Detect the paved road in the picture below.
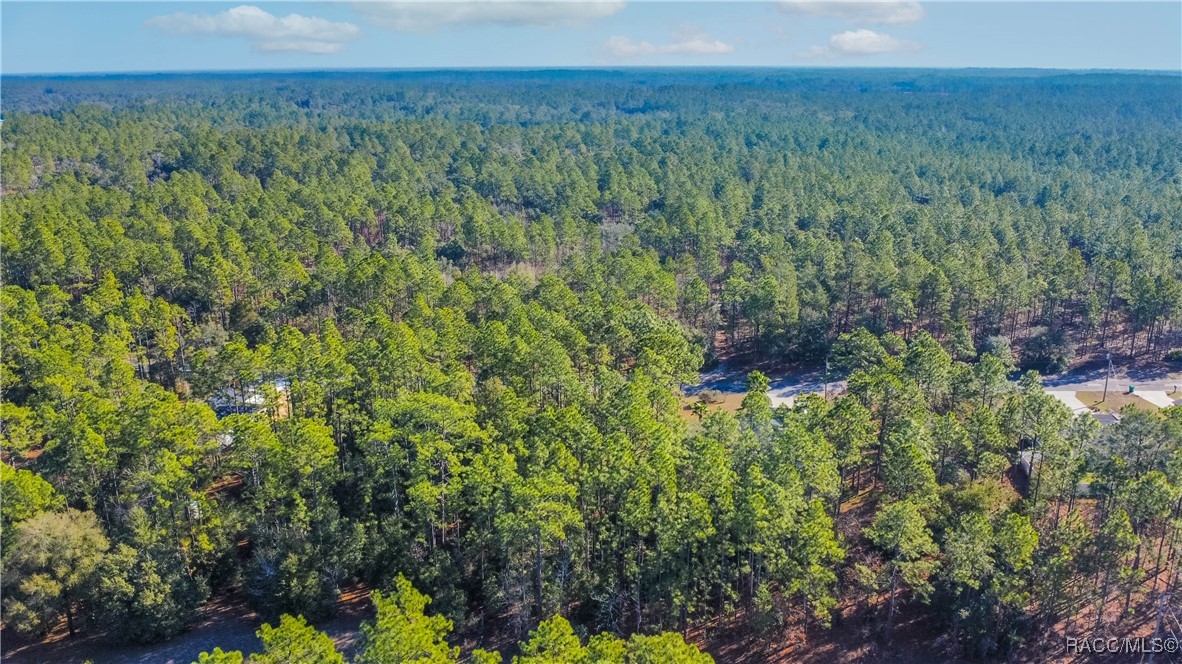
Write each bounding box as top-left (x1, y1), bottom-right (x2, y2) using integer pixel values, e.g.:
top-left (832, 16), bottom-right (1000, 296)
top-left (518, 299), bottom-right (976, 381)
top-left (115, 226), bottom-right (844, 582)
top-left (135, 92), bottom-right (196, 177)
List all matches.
top-left (1042, 365), bottom-right (1182, 393)
top-left (687, 364), bottom-right (845, 399)
top-left (687, 360), bottom-right (1182, 400)
top-left (2, 594), bottom-right (369, 664)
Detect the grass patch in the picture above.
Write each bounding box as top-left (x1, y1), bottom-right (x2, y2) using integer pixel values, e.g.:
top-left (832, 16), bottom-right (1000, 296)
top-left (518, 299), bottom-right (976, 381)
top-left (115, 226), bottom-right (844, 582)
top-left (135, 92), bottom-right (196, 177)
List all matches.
top-left (1075, 391), bottom-right (1158, 414)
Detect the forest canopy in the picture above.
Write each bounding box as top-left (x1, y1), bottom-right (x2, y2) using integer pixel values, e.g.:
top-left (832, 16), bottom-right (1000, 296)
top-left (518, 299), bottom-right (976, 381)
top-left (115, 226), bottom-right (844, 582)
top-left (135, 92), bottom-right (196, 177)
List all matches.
top-left (1, 69), bottom-right (1181, 662)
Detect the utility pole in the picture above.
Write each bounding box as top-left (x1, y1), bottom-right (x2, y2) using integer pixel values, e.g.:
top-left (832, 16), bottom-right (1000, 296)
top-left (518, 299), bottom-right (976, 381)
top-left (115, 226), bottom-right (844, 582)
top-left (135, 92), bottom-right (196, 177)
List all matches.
top-left (1103, 352), bottom-right (1112, 402)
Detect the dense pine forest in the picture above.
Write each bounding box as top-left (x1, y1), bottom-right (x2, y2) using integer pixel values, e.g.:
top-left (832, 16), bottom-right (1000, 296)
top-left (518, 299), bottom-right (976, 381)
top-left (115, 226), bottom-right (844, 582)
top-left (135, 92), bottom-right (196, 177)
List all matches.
top-left (2, 70), bottom-right (1182, 662)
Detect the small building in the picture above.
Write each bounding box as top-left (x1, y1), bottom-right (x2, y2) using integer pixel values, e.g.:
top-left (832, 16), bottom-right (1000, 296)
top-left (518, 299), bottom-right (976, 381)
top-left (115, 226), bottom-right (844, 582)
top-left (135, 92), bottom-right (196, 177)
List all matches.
top-left (208, 386), bottom-right (267, 419)
top-left (1092, 412), bottom-right (1121, 427)
top-left (1018, 450), bottom-right (1091, 496)
top-left (208, 379), bottom-right (289, 419)
top-left (1018, 450), bottom-right (1040, 478)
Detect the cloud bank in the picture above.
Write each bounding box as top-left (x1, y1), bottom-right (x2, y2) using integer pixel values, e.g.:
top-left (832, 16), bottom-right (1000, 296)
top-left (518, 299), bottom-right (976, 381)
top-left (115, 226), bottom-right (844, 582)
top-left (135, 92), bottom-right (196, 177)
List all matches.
top-left (798, 28), bottom-right (921, 58)
top-left (355, 1), bottom-right (625, 32)
top-left (604, 27), bottom-right (734, 58)
top-left (146, 5), bottom-right (361, 54)
top-left (779, 1), bottom-right (925, 26)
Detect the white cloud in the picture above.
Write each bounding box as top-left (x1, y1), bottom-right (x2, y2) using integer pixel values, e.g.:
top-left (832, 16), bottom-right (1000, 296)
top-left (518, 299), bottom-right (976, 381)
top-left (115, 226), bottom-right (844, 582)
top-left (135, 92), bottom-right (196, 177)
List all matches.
top-left (604, 27), bottom-right (734, 58)
top-left (355, 1), bottom-right (625, 32)
top-left (798, 28), bottom-right (921, 58)
top-left (779, 1), bottom-right (925, 26)
top-left (146, 5), bottom-right (361, 54)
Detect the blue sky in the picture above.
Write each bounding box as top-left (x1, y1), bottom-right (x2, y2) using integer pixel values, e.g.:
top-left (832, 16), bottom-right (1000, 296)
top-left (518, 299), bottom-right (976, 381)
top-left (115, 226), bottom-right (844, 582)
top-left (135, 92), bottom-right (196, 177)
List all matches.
top-left (2, 2), bottom-right (1179, 74)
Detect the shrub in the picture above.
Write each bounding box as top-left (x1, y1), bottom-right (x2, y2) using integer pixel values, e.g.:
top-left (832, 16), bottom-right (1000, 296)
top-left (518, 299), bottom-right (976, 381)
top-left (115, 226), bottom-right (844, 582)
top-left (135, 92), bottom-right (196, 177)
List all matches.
top-left (698, 389), bottom-right (724, 405)
top-left (1022, 327), bottom-right (1074, 375)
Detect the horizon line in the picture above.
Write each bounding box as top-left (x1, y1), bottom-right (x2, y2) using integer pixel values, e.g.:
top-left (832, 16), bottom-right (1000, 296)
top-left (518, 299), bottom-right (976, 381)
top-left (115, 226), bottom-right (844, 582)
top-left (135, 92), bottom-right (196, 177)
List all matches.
top-left (5, 65), bottom-right (1181, 78)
